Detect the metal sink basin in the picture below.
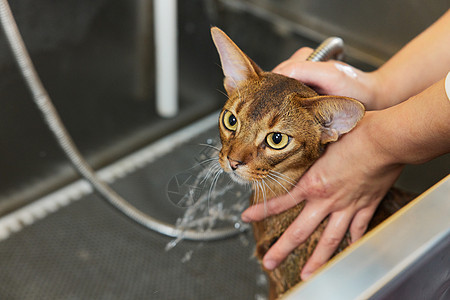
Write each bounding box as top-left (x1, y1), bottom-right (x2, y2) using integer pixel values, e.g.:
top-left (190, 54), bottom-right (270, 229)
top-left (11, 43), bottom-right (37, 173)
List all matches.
top-left (0, 1), bottom-right (448, 299)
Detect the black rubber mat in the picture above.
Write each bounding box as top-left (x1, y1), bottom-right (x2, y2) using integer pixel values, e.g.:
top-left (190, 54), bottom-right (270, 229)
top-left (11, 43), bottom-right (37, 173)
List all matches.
top-left (0, 125), bottom-right (268, 299)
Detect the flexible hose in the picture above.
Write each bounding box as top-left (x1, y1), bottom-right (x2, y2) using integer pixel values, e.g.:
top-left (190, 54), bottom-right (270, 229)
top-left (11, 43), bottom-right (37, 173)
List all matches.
top-left (0, 0), bottom-right (345, 240)
top-left (307, 37), bottom-right (344, 62)
top-left (0, 0), bottom-right (240, 241)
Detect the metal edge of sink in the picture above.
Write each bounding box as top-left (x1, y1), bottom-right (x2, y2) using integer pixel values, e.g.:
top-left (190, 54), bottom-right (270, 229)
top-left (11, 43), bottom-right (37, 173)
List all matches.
top-left (283, 174), bottom-right (450, 300)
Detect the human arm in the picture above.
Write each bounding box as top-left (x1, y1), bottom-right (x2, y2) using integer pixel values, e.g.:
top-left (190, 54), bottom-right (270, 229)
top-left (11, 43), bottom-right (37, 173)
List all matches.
top-left (273, 9), bottom-right (450, 110)
top-left (242, 76), bottom-right (450, 279)
top-left (240, 9), bottom-right (450, 279)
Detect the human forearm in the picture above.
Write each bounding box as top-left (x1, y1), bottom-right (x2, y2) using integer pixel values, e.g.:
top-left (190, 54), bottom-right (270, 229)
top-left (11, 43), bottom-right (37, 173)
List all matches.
top-left (272, 10), bottom-right (450, 111)
top-left (241, 77), bottom-right (449, 278)
top-left (367, 76), bottom-right (450, 166)
top-left (371, 9), bottom-right (450, 109)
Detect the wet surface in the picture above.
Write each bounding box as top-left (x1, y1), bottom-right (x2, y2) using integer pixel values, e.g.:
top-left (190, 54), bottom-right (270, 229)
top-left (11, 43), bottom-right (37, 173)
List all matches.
top-left (0, 126), bottom-right (268, 299)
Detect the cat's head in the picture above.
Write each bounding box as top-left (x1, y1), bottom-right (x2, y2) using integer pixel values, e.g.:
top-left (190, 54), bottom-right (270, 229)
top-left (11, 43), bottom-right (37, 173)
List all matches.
top-left (211, 27), bottom-right (364, 191)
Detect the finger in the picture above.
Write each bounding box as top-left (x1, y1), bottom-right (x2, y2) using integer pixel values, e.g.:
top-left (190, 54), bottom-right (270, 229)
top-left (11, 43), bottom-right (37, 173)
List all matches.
top-left (262, 203), bottom-right (329, 270)
top-left (241, 187), bottom-right (305, 222)
top-left (273, 61), bottom-right (336, 92)
top-left (272, 47), bottom-right (314, 73)
top-left (349, 204), bottom-right (378, 243)
top-left (290, 47), bottom-right (314, 60)
top-left (300, 210), bottom-right (353, 280)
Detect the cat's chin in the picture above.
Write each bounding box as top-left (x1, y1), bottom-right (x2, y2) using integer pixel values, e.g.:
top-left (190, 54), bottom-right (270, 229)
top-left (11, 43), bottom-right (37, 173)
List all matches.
top-left (227, 171), bottom-right (250, 186)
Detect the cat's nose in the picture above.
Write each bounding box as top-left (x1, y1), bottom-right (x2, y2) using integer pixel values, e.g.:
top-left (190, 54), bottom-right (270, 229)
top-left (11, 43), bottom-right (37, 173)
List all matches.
top-left (228, 157), bottom-right (243, 171)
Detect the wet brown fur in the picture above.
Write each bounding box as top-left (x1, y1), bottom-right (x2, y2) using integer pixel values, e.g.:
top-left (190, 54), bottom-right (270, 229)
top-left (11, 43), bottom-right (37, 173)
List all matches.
top-left (211, 27), bottom-right (414, 299)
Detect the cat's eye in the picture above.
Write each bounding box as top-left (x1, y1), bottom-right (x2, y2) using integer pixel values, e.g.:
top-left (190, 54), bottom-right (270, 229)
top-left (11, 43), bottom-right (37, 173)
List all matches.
top-left (266, 132), bottom-right (290, 150)
top-left (222, 110), bottom-right (238, 131)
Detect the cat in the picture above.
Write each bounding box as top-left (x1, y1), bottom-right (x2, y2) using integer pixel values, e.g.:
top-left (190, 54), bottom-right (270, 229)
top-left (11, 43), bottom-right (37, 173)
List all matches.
top-left (210, 27), bottom-right (414, 299)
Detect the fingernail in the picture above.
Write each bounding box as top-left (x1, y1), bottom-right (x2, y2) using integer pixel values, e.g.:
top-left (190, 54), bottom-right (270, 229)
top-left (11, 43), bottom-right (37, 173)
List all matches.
top-left (301, 271), bottom-right (312, 280)
top-left (264, 259), bottom-right (277, 270)
top-left (241, 213), bottom-right (250, 223)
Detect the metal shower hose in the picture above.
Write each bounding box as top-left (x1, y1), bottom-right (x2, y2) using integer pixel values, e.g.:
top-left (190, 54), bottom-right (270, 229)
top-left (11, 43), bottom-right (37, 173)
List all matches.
top-left (0, 0), bottom-right (343, 240)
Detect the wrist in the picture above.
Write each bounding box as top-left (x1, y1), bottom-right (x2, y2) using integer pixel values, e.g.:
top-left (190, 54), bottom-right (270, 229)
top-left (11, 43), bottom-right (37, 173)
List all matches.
top-left (366, 70), bottom-right (391, 110)
top-left (363, 79), bottom-right (450, 167)
top-left (360, 111), bottom-right (403, 169)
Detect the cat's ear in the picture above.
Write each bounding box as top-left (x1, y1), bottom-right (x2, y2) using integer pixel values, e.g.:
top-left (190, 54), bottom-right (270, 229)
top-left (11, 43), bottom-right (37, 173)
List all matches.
top-left (302, 96), bottom-right (365, 144)
top-left (211, 27), bottom-right (262, 95)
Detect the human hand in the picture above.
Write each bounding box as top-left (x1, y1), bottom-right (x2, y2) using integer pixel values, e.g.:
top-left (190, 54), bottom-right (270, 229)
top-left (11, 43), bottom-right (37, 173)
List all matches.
top-left (241, 112), bottom-right (404, 280)
top-left (273, 47), bottom-right (385, 110)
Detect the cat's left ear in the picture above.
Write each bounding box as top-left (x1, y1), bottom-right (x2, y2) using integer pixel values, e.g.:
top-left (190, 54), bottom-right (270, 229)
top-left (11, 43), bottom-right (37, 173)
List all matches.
top-left (302, 96), bottom-right (365, 144)
top-left (211, 27), bottom-right (262, 95)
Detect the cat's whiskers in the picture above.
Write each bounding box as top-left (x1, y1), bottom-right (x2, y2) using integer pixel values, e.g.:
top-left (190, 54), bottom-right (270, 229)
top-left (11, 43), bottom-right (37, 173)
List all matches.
top-left (252, 179), bottom-right (267, 207)
top-left (200, 160), bottom-right (221, 185)
top-left (260, 179), bottom-right (270, 216)
top-left (199, 143), bottom-right (221, 152)
top-left (261, 178), bottom-right (277, 199)
top-left (216, 88), bottom-right (229, 99)
top-left (271, 170), bottom-right (310, 198)
top-left (266, 174), bottom-right (300, 207)
top-left (251, 179), bottom-right (259, 205)
top-left (251, 178), bottom-right (268, 215)
top-left (181, 154), bottom-right (219, 176)
top-left (268, 170), bottom-right (297, 187)
top-left (208, 166), bottom-right (223, 205)
top-left (194, 157), bottom-right (220, 171)
top-left (251, 180), bottom-right (259, 204)
top-left (260, 180), bottom-right (267, 208)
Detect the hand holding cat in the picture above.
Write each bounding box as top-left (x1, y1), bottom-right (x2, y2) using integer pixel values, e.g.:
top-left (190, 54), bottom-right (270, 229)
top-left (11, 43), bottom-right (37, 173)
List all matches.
top-left (239, 47), bottom-right (402, 280)
top-left (272, 47), bottom-right (382, 109)
top-left (241, 111), bottom-right (404, 280)
top-left (243, 10), bottom-right (450, 279)
top-left (242, 76), bottom-right (450, 279)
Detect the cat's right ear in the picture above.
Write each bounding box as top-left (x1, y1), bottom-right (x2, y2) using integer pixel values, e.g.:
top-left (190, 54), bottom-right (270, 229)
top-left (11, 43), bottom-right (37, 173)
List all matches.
top-left (211, 27), bottom-right (262, 95)
top-left (301, 96), bottom-right (365, 144)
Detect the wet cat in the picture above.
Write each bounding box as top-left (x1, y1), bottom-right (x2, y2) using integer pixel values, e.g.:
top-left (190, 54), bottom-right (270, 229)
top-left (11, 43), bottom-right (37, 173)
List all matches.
top-left (210, 27), bottom-right (413, 299)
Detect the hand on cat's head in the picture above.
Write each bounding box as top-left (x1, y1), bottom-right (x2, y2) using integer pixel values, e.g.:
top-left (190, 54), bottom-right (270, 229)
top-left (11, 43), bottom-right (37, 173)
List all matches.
top-left (241, 112), bottom-right (403, 280)
top-left (273, 47), bottom-right (383, 110)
